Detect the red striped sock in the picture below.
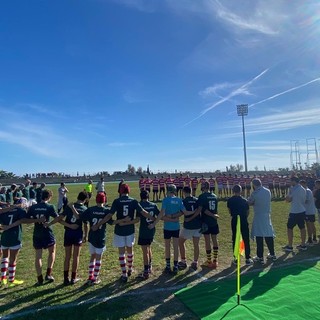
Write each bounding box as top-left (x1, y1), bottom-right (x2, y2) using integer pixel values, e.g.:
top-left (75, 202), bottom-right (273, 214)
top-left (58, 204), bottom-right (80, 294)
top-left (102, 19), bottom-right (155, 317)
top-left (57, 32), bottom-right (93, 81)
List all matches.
top-left (88, 261), bottom-right (95, 280)
top-left (1, 258), bottom-right (9, 280)
top-left (93, 260), bottom-right (101, 280)
top-left (8, 264), bottom-right (16, 282)
top-left (119, 254), bottom-right (126, 275)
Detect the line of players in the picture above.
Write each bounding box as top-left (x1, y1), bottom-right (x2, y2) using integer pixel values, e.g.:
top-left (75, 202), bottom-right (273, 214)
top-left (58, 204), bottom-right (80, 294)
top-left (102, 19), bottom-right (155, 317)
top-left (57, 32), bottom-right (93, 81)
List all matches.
top-left (139, 172), bottom-right (318, 200)
top-left (0, 180), bottom-right (222, 287)
top-left (0, 172), bottom-right (319, 288)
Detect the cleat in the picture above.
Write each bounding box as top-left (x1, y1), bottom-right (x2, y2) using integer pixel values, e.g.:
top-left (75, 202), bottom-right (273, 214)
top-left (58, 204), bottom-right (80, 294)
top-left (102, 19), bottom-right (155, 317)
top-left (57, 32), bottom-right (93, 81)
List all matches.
top-left (70, 278), bottom-right (80, 285)
top-left (266, 254), bottom-right (277, 261)
top-left (163, 267), bottom-right (171, 274)
top-left (120, 275), bottom-right (128, 283)
top-left (127, 270), bottom-right (133, 277)
top-left (190, 262), bottom-right (198, 271)
top-left (45, 275), bottom-right (55, 283)
top-left (137, 272), bottom-right (149, 280)
top-left (177, 261), bottom-right (187, 270)
top-left (86, 278), bottom-right (94, 285)
top-left (92, 279), bottom-right (101, 285)
top-left (63, 279), bottom-right (70, 286)
top-left (203, 260), bottom-right (213, 268)
top-left (172, 266), bottom-right (178, 275)
top-left (8, 279), bottom-right (24, 288)
top-left (211, 260), bottom-right (218, 269)
top-left (0, 279), bottom-right (8, 287)
top-left (252, 257), bottom-right (264, 265)
top-left (282, 245), bottom-right (293, 252)
top-left (296, 244), bottom-right (307, 251)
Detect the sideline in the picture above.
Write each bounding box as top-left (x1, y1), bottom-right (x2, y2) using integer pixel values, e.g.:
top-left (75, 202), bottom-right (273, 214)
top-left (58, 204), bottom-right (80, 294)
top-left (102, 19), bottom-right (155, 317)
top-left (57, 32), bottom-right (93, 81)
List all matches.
top-left (1, 256), bottom-right (319, 320)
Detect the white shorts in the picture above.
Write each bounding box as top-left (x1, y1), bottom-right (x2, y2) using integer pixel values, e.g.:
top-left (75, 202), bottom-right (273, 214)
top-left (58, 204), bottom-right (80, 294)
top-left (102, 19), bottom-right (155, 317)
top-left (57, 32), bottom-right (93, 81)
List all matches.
top-left (1, 244), bottom-right (22, 250)
top-left (88, 243), bottom-right (106, 255)
top-left (113, 234), bottom-right (135, 248)
top-left (179, 227), bottom-right (201, 240)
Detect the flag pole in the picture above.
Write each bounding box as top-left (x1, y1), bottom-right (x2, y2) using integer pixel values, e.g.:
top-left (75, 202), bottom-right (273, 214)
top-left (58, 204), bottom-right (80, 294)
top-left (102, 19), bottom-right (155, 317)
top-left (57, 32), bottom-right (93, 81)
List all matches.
top-left (237, 251), bottom-right (241, 305)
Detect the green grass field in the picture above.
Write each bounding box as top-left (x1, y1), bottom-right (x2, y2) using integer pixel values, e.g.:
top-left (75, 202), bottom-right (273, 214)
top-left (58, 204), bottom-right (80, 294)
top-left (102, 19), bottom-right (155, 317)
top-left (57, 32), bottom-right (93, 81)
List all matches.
top-left (0, 182), bottom-right (319, 320)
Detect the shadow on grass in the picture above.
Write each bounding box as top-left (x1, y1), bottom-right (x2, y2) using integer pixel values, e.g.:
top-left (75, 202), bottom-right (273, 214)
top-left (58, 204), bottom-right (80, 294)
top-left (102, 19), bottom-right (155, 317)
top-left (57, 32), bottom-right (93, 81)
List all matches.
top-left (2, 251), bottom-right (318, 320)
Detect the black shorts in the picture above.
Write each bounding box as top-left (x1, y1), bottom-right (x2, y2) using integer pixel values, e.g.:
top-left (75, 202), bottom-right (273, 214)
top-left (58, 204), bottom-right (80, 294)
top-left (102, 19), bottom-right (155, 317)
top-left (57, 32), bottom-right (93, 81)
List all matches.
top-left (246, 186), bottom-right (251, 190)
top-left (160, 187), bottom-right (165, 192)
top-left (287, 212), bottom-right (306, 229)
top-left (138, 237), bottom-right (153, 246)
top-left (33, 235), bottom-right (56, 250)
top-left (177, 187), bottom-right (182, 192)
top-left (305, 215), bottom-right (316, 223)
top-left (64, 229), bottom-right (83, 247)
top-left (202, 224), bottom-right (220, 235)
top-left (146, 188), bottom-right (151, 193)
top-left (210, 187), bottom-right (215, 192)
top-left (269, 184), bottom-right (274, 189)
top-left (163, 229), bottom-right (180, 239)
top-left (153, 189), bottom-right (158, 193)
top-left (87, 192), bottom-right (92, 199)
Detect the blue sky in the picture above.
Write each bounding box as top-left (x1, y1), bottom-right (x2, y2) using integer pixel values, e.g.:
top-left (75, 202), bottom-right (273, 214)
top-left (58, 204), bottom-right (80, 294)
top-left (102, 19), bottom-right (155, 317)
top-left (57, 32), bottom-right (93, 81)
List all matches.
top-left (1, 0), bottom-right (320, 176)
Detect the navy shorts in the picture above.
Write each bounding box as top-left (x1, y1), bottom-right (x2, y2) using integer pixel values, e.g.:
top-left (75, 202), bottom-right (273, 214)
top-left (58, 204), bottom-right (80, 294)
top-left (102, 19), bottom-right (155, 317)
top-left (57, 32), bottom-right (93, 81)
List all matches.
top-left (33, 235), bottom-right (56, 250)
top-left (64, 229), bottom-right (83, 247)
top-left (163, 229), bottom-right (180, 239)
top-left (305, 215), bottom-right (316, 223)
top-left (202, 224), bottom-right (220, 235)
top-left (287, 212), bottom-right (306, 229)
top-left (138, 237), bottom-right (153, 246)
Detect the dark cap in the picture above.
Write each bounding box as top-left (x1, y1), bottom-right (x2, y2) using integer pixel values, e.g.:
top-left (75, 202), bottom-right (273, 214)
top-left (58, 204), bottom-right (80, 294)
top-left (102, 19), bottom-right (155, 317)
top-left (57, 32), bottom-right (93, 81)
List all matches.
top-left (291, 176), bottom-right (299, 183)
top-left (140, 190), bottom-right (149, 200)
top-left (167, 184), bottom-right (176, 193)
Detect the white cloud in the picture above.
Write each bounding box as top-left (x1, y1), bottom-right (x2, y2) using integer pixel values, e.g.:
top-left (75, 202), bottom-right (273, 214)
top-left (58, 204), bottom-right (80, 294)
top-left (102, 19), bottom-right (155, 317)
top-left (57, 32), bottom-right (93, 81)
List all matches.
top-left (213, 0), bottom-right (280, 35)
top-left (184, 69), bottom-right (268, 126)
top-left (249, 77), bottom-right (320, 109)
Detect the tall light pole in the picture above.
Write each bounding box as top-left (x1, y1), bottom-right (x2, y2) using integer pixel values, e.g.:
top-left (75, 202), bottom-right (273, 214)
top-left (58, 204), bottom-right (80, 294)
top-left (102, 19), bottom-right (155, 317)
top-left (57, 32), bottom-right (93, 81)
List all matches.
top-left (237, 104), bottom-right (248, 173)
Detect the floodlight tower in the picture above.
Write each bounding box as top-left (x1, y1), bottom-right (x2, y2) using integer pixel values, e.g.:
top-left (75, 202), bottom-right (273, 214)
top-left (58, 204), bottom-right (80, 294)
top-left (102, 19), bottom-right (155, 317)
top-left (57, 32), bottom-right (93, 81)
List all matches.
top-left (237, 104), bottom-right (248, 173)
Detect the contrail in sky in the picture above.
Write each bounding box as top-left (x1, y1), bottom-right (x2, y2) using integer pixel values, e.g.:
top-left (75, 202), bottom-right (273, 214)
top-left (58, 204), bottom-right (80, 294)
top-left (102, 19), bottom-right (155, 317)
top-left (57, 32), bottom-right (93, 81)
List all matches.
top-left (249, 77), bottom-right (320, 108)
top-left (183, 68), bottom-right (269, 127)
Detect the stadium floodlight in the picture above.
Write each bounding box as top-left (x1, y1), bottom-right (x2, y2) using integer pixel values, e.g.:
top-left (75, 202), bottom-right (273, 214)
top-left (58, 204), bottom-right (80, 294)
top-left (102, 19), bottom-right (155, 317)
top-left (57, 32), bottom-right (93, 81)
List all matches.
top-left (237, 104), bottom-right (248, 173)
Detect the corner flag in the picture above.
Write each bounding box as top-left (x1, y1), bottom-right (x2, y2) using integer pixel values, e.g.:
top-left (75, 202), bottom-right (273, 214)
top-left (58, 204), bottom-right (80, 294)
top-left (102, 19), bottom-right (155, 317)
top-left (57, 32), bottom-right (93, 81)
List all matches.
top-left (234, 215), bottom-right (245, 258)
top-left (234, 215), bottom-right (245, 305)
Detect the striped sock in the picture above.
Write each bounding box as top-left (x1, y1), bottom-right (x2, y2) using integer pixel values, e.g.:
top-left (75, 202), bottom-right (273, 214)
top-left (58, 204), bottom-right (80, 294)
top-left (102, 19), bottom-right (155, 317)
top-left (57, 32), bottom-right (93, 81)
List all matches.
top-left (206, 250), bottom-right (212, 263)
top-left (119, 254), bottom-right (126, 276)
top-left (8, 264), bottom-right (16, 282)
top-left (213, 247), bottom-right (218, 261)
top-left (88, 261), bottom-right (95, 280)
top-left (93, 260), bottom-right (101, 280)
top-left (166, 258), bottom-right (170, 269)
top-left (1, 258), bottom-right (9, 280)
top-left (127, 254), bottom-right (133, 272)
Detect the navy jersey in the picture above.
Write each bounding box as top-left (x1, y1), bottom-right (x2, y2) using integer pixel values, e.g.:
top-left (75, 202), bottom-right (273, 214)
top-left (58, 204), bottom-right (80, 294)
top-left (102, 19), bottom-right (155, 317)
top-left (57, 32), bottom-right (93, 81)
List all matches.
top-left (197, 192), bottom-right (218, 227)
top-left (0, 207), bottom-right (26, 247)
top-left (80, 206), bottom-right (111, 248)
top-left (139, 201), bottom-right (160, 239)
top-left (27, 202), bottom-right (58, 238)
top-left (183, 196), bottom-right (201, 229)
top-left (61, 203), bottom-right (87, 230)
top-left (110, 196), bottom-right (143, 236)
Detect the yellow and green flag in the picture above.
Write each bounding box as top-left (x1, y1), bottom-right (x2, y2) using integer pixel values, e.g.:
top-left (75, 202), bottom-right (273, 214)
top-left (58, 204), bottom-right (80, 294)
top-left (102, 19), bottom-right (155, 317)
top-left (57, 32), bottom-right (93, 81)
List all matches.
top-left (234, 215), bottom-right (245, 258)
top-left (234, 215), bottom-right (245, 304)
